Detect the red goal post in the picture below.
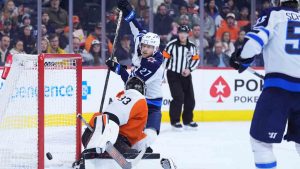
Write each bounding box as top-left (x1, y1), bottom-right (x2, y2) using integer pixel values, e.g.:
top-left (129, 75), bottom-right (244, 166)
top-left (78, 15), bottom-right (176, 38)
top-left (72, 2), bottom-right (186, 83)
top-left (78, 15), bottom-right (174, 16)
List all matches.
top-left (38, 54), bottom-right (82, 169)
top-left (0, 53), bottom-right (82, 169)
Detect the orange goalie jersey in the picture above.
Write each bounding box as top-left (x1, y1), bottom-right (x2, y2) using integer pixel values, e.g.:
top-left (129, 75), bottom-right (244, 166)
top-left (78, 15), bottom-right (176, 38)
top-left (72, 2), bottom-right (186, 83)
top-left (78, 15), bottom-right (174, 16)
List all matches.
top-left (89, 89), bottom-right (148, 146)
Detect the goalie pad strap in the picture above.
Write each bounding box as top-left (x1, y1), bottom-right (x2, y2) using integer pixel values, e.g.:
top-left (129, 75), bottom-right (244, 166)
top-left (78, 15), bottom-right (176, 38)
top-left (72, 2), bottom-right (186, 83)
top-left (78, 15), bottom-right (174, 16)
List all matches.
top-left (103, 112), bottom-right (120, 125)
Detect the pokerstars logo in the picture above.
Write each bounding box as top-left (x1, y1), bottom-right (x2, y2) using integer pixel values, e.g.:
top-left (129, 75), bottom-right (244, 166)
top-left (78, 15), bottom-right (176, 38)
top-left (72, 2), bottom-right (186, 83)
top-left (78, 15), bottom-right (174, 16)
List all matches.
top-left (210, 76), bottom-right (231, 103)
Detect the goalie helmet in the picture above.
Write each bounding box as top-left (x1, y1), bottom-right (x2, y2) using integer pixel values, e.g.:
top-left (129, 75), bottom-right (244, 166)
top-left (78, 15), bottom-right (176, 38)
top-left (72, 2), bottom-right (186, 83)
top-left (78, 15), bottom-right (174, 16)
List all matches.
top-left (140, 32), bottom-right (160, 52)
top-left (125, 76), bottom-right (146, 95)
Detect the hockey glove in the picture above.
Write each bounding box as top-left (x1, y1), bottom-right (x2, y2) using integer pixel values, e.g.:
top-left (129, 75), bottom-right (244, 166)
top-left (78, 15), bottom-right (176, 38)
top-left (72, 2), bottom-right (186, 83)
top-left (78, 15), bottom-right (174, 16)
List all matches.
top-left (106, 59), bottom-right (127, 75)
top-left (118, 0), bottom-right (136, 22)
top-left (230, 48), bottom-right (254, 73)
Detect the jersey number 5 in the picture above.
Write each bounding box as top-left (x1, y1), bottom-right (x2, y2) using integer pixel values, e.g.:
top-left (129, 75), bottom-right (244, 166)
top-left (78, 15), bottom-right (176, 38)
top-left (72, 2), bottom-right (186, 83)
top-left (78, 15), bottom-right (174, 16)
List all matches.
top-left (285, 21), bottom-right (300, 55)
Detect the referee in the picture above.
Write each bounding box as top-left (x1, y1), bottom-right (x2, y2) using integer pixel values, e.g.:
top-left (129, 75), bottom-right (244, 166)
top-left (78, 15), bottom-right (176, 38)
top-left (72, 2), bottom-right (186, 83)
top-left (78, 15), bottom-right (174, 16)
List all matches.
top-left (163, 25), bottom-right (200, 130)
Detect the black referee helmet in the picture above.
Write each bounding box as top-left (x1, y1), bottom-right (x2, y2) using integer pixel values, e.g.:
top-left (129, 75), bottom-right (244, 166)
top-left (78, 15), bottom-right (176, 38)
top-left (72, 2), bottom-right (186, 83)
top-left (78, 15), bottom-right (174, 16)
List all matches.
top-left (178, 25), bottom-right (190, 33)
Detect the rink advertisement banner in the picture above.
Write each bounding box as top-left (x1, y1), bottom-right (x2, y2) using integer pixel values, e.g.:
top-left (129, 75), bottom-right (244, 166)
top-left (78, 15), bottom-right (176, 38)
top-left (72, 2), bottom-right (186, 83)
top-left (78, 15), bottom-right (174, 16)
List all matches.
top-left (0, 68), bottom-right (265, 121)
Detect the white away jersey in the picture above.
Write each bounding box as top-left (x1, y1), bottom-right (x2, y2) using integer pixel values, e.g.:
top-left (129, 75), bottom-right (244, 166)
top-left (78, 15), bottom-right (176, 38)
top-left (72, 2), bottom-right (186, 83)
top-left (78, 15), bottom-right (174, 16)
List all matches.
top-left (241, 7), bottom-right (300, 78)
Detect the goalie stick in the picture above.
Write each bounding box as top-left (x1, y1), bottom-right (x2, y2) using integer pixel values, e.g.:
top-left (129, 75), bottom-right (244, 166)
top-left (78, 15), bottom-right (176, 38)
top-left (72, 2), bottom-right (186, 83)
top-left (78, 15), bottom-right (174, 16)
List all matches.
top-left (77, 114), bottom-right (146, 169)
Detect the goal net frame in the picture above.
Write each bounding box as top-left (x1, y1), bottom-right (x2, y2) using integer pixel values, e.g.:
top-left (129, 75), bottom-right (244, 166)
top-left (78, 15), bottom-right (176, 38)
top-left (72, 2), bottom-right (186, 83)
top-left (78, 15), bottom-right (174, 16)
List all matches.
top-left (38, 53), bottom-right (82, 169)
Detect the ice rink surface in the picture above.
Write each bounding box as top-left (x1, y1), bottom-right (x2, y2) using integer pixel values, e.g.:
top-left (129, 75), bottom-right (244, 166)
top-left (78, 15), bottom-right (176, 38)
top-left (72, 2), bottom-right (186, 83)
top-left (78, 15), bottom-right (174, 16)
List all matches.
top-left (53, 122), bottom-right (300, 169)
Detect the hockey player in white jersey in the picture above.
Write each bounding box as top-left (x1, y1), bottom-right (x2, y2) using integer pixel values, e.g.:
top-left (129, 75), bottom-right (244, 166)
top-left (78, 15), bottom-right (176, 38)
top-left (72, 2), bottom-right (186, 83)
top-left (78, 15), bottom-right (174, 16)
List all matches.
top-left (106, 0), bottom-right (164, 153)
top-left (230, 0), bottom-right (300, 168)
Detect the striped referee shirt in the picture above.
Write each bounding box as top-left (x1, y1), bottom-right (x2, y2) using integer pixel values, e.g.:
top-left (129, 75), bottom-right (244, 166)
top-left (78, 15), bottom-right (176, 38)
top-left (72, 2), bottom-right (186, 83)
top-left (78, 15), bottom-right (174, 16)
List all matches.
top-left (163, 38), bottom-right (200, 74)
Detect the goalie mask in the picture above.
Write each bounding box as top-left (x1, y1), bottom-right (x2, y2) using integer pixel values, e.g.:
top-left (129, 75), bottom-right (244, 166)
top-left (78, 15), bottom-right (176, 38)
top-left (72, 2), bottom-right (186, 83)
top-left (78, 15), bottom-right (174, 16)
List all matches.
top-left (125, 76), bottom-right (146, 95)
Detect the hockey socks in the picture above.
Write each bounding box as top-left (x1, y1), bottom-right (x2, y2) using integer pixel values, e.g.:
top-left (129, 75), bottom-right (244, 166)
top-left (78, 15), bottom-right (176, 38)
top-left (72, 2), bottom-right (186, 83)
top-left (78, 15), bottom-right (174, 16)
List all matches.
top-left (251, 137), bottom-right (277, 169)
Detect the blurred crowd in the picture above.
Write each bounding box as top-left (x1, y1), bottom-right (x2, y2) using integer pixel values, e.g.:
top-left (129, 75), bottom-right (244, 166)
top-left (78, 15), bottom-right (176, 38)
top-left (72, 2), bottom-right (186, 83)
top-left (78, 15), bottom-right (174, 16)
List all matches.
top-left (0, 0), bottom-right (270, 67)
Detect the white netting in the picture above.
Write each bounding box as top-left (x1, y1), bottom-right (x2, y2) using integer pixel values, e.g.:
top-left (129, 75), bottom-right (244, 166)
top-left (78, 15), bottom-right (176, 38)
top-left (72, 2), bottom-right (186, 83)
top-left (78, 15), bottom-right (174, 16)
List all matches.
top-left (0, 54), bottom-right (81, 169)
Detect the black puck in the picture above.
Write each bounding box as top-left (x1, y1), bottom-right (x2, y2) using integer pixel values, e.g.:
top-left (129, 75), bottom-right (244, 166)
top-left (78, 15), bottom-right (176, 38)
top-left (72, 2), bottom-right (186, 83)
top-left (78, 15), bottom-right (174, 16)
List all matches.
top-left (46, 152), bottom-right (53, 160)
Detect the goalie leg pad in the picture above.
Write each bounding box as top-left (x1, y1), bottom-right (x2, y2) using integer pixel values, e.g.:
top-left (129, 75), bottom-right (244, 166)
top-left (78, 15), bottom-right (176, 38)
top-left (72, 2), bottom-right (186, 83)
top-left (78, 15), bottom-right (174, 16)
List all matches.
top-left (250, 136), bottom-right (277, 169)
top-left (86, 114), bottom-right (119, 151)
top-left (296, 143), bottom-right (300, 156)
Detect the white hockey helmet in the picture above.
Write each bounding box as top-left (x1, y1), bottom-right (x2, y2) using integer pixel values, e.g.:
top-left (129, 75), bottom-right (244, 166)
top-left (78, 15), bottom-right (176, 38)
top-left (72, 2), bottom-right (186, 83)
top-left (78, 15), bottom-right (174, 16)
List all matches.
top-left (140, 32), bottom-right (160, 52)
top-left (272, 0), bottom-right (299, 6)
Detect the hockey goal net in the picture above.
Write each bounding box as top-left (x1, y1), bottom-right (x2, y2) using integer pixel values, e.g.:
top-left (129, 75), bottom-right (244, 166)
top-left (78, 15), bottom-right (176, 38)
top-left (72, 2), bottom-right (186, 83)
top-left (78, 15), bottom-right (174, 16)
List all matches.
top-left (0, 54), bottom-right (82, 169)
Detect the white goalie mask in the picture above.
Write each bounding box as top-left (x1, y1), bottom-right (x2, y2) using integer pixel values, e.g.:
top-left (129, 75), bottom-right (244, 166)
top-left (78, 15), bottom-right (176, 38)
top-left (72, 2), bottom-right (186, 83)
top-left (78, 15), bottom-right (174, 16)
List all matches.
top-left (140, 32), bottom-right (160, 53)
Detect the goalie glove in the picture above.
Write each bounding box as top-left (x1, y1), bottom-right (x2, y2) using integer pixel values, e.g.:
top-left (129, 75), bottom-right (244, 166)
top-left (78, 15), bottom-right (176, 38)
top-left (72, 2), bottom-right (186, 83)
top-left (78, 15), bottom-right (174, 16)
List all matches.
top-left (118, 0), bottom-right (136, 22)
top-left (1, 53), bottom-right (12, 80)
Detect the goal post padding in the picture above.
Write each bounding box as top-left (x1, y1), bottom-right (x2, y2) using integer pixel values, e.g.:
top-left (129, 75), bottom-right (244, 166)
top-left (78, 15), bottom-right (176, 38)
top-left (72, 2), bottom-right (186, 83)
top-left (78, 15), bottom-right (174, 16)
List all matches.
top-left (0, 54), bottom-right (82, 169)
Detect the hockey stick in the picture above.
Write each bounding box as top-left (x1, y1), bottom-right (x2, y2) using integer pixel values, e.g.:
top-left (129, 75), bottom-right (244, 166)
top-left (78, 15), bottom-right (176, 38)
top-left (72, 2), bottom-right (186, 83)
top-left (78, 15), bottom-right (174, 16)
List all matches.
top-left (77, 114), bottom-right (146, 169)
top-left (106, 141), bottom-right (146, 169)
top-left (246, 67), bottom-right (265, 79)
top-left (99, 10), bottom-right (123, 113)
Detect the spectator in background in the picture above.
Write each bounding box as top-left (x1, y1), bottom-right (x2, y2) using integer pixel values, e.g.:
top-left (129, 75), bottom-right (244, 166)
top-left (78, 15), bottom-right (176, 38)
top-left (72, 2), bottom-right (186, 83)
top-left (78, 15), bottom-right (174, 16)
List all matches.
top-left (41, 38), bottom-right (49, 53)
top-left (64, 36), bottom-right (92, 64)
top-left (167, 22), bottom-right (179, 40)
top-left (86, 39), bottom-right (108, 66)
top-left (227, 0), bottom-right (239, 16)
top-left (178, 5), bottom-right (189, 18)
top-left (214, 3), bottom-right (230, 28)
top-left (1, 0), bottom-right (19, 26)
top-left (45, 0), bottom-right (68, 34)
top-left (262, 0), bottom-right (271, 10)
top-left (178, 14), bottom-right (191, 27)
top-left (136, 0), bottom-right (149, 18)
top-left (106, 9), bottom-right (118, 42)
top-left (47, 33), bottom-right (65, 54)
top-left (237, 6), bottom-right (251, 32)
top-left (115, 34), bottom-right (132, 66)
top-left (42, 12), bottom-right (55, 34)
top-left (172, 0), bottom-right (187, 7)
top-left (64, 36), bottom-right (79, 53)
top-left (138, 8), bottom-right (150, 31)
top-left (216, 13), bottom-right (240, 42)
top-left (206, 41), bottom-right (230, 67)
top-left (19, 25), bottom-right (35, 54)
top-left (221, 31), bottom-right (235, 56)
top-left (203, 10), bottom-right (215, 43)
top-left (59, 26), bottom-right (69, 49)
top-left (9, 39), bottom-right (25, 55)
top-left (18, 13), bottom-right (33, 33)
top-left (154, 3), bottom-right (173, 50)
top-left (0, 35), bottom-right (11, 65)
top-left (164, 0), bottom-right (179, 18)
top-left (0, 19), bottom-right (14, 40)
top-left (189, 24), bottom-right (209, 50)
top-left (187, 0), bottom-right (199, 15)
top-left (234, 30), bottom-right (246, 50)
top-left (205, 0), bottom-right (219, 20)
top-left (41, 24), bottom-right (48, 39)
top-left (72, 15), bottom-right (86, 45)
top-left (85, 22), bottom-right (113, 55)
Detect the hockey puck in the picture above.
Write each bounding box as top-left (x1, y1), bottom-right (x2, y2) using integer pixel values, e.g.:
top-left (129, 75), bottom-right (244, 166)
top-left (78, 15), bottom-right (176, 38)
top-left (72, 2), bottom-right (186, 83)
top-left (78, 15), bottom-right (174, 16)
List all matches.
top-left (46, 152), bottom-right (53, 160)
